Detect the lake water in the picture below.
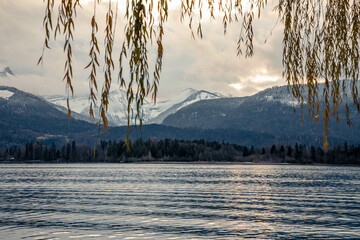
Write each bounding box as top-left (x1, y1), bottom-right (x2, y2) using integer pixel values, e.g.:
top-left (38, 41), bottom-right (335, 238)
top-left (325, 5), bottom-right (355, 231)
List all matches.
top-left (0, 164), bottom-right (359, 239)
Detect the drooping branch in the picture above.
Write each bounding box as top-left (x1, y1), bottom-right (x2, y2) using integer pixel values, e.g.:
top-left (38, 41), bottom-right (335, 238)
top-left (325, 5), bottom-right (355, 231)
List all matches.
top-left (85, 0), bottom-right (100, 119)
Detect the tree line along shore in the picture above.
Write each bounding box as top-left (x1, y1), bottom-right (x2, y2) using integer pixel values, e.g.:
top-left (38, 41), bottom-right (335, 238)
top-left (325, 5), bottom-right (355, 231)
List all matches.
top-left (1, 139), bottom-right (359, 164)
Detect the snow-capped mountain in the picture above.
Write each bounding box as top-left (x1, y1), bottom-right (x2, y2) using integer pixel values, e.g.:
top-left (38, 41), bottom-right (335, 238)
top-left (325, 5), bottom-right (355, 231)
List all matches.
top-left (0, 67), bottom-right (14, 78)
top-left (0, 66), bottom-right (16, 84)
top-left (45, 89), bottom-right (135, 125)
top-left (143, 88), bottom-right (226, 124)
top-left (45, 88), bottom-right (225, 126)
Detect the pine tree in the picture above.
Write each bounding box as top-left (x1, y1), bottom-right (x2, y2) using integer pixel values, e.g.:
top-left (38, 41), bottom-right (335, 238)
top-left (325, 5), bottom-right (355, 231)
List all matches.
top-left (71, 140), bottom-right (77, 161)
top-left (66, 143), bottom-right (71, 161)
top-left (261, 148), bottom-right (266, 155)
top-left (243, 146), bottom-right (250, 157)
top-left (49, 143), bottom-right (56, 161)
top-left (310, 146), bottom-right (316, 162)
top-left (287, 146), bottom-right (292, 157)
top-left (270, 145), bottom-right (277, 155)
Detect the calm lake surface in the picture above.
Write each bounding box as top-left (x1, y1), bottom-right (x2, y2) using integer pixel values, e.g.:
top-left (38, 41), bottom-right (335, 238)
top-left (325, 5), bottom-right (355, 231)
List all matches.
top-left (0, 164), bottom-right (359, 239)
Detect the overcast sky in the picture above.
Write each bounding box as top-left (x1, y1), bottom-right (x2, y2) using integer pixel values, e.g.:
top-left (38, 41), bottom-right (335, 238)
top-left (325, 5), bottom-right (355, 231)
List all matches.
top-left (0, 0), bottom-right (284, 100)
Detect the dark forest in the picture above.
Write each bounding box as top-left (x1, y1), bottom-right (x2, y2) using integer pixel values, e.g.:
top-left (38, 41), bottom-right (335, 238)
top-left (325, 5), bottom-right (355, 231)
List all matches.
top-left (1, 139), bottom-right (359, 164)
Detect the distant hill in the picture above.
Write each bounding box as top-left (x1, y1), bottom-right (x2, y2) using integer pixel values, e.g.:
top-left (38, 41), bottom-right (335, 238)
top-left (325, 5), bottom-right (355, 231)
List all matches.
top-left (0, 86), bottom-right (97, 146)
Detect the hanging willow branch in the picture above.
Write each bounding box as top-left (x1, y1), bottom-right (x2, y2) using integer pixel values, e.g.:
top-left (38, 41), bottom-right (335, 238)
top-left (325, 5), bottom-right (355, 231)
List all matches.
top-left (85, 0), bottom-right (100, 119)
top-left (40, 0), bottom-right (360, 150)
top-left (276, 0), bottom-right (360, 149)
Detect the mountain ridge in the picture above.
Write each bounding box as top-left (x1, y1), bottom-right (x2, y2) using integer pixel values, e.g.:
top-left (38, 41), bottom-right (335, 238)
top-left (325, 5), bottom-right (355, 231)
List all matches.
top-left (44, 87), bottom-right (225, 126)
top-left (163, 82), bottom-right (360, 145)
top-left (1, 85), bottom-right (360, 148)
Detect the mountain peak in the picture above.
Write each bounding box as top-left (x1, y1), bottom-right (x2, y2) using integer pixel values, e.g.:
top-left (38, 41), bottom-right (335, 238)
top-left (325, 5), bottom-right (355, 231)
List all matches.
top-left (0, 67), bottom-right (15, 77)
top-left (181, 88), bottom-right (197, 93)
top-left (45, 87), bottom-right (224, 126)
top-left (109, 88), bottom-right (127, 94)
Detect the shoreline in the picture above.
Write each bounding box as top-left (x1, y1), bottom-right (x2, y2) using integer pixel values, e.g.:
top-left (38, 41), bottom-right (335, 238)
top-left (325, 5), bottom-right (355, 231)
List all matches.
top-left (0, 161), bottom-right (359, 166)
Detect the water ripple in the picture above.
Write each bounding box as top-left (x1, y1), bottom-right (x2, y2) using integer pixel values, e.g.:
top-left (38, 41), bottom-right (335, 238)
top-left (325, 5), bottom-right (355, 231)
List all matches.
top-left (0, 164), bottom-right (359, 239)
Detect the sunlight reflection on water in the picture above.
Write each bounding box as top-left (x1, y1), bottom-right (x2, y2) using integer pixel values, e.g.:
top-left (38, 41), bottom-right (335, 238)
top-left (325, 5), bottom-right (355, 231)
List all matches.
top-left (0, 164), bottom-right (359, 239)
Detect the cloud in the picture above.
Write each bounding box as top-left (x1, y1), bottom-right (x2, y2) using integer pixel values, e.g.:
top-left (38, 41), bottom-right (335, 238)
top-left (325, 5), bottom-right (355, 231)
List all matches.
top-left (0, 0), bottom-right (285, 99)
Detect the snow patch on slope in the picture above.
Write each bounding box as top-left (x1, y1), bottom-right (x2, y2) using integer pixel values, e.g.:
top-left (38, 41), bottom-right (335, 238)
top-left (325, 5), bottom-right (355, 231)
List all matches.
top-left (255, 86), bottom-right (300, 107)
top-left (0, 90), bottom-right (14, 100)
top-left (258, 80), bottom-right (360, 107)
top-left (264, 94), bottom-right (299, 106)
